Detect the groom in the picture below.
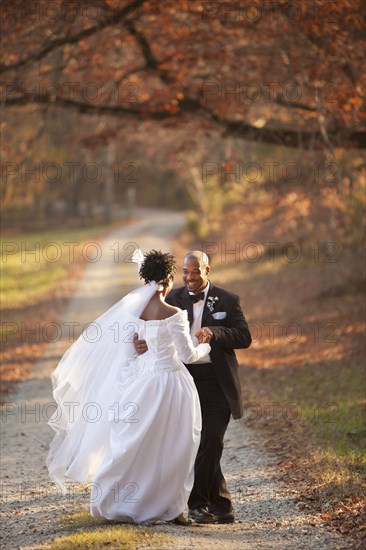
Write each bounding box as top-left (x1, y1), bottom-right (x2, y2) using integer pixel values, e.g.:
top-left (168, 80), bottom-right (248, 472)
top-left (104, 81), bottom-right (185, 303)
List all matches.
top-left (134, 250), bottom-right (251, 523)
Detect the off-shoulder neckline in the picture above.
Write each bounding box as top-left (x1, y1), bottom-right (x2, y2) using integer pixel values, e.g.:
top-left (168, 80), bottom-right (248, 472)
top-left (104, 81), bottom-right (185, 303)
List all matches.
top-left (137, 309), bottom-right (186, 324)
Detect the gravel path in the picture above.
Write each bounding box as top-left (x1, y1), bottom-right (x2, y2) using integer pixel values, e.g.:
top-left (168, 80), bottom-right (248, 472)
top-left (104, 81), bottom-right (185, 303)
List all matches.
top-left (0, 210), bottom-right (352, 549)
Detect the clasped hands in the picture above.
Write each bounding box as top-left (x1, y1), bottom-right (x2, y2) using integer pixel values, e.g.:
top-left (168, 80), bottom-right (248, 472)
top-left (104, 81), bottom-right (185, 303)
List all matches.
top-left (133, 327), bottom-right (213, 354)
top-left (195, 327), bottom-right (213, 344)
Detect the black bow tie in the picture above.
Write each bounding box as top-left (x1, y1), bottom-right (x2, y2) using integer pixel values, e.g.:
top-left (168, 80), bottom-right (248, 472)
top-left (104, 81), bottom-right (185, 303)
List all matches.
top-left (189, 292), bottom-right (205, 303)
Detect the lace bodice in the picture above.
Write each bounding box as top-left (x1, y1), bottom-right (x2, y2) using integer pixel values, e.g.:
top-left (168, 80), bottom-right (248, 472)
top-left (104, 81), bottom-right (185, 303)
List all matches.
top-left (134, 309), bottom-right (210, 372)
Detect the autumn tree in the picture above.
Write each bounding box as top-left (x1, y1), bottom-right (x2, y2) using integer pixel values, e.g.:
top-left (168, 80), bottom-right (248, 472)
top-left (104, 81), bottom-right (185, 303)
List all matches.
top-left (1, 0), bottom-right (365, 224)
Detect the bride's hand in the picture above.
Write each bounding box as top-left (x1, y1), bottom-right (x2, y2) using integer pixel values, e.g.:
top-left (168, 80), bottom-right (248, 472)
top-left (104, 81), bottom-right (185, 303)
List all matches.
top-left (133, 334), bottom-right (148, 354)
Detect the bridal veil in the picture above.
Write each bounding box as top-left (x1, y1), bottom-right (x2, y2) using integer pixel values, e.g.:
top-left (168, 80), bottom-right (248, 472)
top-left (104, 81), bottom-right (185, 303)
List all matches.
top-left (46, 281), bottom-right (159, 494)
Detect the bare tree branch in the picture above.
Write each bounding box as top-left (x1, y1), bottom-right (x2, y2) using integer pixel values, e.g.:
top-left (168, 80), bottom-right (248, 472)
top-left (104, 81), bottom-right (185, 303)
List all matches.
top-left (0, 0), bottom-right (146, 74)
top-left (3, 92), bottom-right (365, 149)
top-left (273, 95), bottom-right (318, 112)
top-left (124, 19), bottom-right (172, 83)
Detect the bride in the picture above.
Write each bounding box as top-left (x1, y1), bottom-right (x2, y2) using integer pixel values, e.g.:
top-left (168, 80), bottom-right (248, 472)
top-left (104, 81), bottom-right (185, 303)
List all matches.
top-left (47, 250), bottom-right (211, 525)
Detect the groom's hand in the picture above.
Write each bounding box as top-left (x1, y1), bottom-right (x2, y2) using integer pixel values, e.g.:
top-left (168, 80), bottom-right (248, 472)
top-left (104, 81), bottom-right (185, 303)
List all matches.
top-left (195, 327), bottom-right (213, 344)
top-left (133, 333), bottom-right (148, 354)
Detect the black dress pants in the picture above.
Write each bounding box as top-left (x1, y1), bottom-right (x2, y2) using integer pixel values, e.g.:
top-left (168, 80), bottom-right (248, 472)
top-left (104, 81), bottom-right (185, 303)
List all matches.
top-left (185, 363), bottom-right (232, 513)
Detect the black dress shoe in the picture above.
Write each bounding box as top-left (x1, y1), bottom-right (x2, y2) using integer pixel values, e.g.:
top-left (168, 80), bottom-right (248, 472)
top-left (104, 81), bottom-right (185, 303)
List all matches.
top-left (171, 513), bottom-right (192, 526)
top-left (211, 511), bottom-right (235, 523)
top-left (188, 507), bottom-right (215, 523)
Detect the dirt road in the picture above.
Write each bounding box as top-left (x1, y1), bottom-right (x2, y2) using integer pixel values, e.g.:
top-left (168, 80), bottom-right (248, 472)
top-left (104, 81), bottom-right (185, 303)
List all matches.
top-left (0, 210), bottom-right (351, 549)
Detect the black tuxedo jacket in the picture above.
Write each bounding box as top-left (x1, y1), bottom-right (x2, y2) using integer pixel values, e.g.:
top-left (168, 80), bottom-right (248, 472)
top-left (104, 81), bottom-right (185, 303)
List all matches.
top-left (166, 283), bottom-right (251, 419)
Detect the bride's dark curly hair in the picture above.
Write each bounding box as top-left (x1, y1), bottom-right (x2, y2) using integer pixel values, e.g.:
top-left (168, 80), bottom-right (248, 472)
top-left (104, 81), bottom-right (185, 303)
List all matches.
top-left (139, 250), bottom-right (176, 285)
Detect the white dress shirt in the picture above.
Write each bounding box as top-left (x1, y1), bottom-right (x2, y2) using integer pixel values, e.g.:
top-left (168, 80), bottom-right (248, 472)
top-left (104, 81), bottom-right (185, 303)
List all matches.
top-left (189, 282), bottom-right (211, 363)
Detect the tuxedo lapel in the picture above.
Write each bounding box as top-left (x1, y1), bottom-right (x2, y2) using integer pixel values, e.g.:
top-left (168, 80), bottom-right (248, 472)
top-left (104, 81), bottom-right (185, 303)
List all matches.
top-left (179, 288), bottom-right (194, 327)
top-left (201, 282), bottom-right (215, 327)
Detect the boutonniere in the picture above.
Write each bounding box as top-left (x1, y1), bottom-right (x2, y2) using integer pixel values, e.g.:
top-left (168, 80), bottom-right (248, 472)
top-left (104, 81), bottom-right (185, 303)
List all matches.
top-left (206, 296), bottom-right (219, 313)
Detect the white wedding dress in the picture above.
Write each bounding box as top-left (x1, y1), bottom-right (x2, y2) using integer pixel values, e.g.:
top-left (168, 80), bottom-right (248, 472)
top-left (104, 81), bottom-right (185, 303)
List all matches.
top-left (90, 309), bottom-right (209, 523)
top-left (47, 298), bottom-right (210, 524)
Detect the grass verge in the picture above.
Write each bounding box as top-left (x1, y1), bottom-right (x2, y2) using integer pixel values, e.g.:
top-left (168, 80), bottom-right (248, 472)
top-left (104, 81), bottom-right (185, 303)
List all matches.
top-left (1, 225), bottom-right (120, 310)
top-left (240, 356), bottom-right (365, 539)
top-left (45, 510), bottom-right (169, 549)
top-left (0, 220), bottom-right (136, 398)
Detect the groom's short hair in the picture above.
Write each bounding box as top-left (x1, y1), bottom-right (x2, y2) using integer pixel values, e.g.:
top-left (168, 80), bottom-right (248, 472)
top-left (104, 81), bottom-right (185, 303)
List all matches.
top-left (184, 251), bottom-right (210, 266)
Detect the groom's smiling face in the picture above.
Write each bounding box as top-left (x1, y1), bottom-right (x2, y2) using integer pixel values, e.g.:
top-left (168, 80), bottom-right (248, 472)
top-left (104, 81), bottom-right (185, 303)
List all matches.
top-left (182, 256), bottom-right (210, 294)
